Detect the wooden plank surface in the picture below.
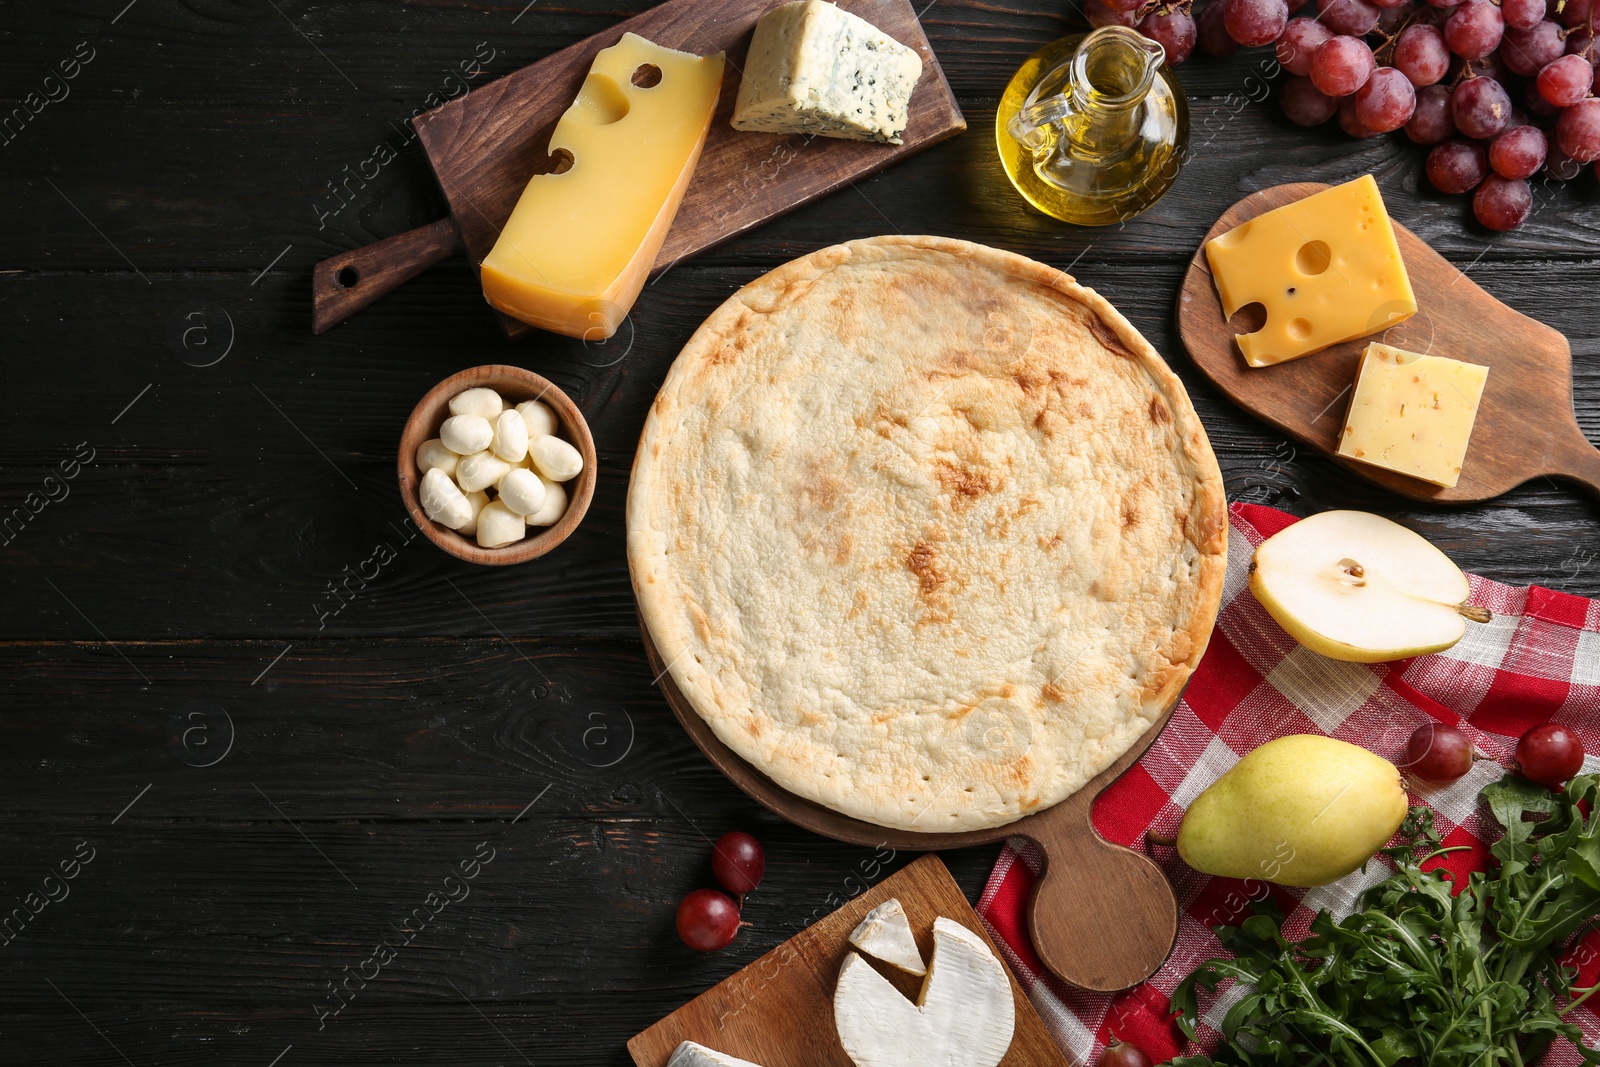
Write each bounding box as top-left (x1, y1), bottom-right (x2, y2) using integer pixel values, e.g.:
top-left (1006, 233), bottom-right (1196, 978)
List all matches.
top-left (627, 854), bottom-right (1070, 1067)
top-left (1, 0), bottom-right (1598, 1065)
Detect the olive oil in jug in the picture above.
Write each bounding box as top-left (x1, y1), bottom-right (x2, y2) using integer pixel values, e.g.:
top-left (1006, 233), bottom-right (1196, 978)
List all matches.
top-left (996, 26), bottom-right (1190, 226)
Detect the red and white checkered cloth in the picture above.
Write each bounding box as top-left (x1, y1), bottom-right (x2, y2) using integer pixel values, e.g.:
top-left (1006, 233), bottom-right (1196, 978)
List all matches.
top-left (977, 502), bottom-right (1600, 1066)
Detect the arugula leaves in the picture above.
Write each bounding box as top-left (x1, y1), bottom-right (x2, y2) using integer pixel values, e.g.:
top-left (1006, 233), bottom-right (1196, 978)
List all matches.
top-left (1170, 775), bottom-right (1600, 1067)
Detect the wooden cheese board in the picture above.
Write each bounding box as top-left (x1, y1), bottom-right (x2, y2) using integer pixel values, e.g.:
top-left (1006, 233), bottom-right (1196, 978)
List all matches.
top-left (626, 854), bottom-right (1073, 1067)
top-left (1177, 182), bottom-right (1600, 504)
top-left (310, 0), bottom-right (966, 337)
top-left (639, 620), bottom-right (1181, 994)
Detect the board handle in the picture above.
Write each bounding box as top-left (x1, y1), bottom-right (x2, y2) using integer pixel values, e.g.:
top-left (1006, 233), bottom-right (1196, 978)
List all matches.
top-left (312, 217), bottom-right (463, 334)
top-left (1023, 789), bottom-right (1178, 992)
top-left (1553, 429), bottom-right (1600, 502)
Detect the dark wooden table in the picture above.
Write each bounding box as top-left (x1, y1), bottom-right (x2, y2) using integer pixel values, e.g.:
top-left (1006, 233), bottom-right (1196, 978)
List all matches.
top-left (2, 2), bottom-right (1596, 1064)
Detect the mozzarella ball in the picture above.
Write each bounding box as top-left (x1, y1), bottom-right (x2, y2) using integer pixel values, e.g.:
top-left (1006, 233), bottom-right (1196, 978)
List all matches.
top-left (516, 398), bottom-right (559, 438)
top-left (525, 475), bottom-right (568, 526)
top-left (457, 489), bottom-right (490, 537)
top-left (528, 435), bottom-right (583, 482)
top-left (449, 387), bottom-right (504, 419)
top-left (415, 438), bottom-right (459, 478)
top-left (455, 450), bottom-right (511, 493)
top-left (439, 414), bottom-right (492, 455)
top-left (497, 468), bottom-right (547, 516)
top-left (419, 468), bottom-right (472, 529)
top-left (475, 500), bottom-right (525, 548)
top-left (491, 409), bottom-right (529, 463)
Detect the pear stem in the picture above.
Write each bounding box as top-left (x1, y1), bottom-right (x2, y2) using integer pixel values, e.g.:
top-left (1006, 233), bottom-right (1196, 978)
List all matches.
top-left (1457, 604), bottom-right (1492, 624)
top-left (1146, 830), bottom-right (1177, 847)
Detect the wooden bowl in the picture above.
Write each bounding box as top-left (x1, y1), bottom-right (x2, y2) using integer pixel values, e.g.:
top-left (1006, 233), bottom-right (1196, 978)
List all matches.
top-left (398, 365), bottom-right (596, 565)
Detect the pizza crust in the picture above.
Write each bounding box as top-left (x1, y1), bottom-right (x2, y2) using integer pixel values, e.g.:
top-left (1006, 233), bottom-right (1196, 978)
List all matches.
top-left (628, 236), bottom-right (1226, 832)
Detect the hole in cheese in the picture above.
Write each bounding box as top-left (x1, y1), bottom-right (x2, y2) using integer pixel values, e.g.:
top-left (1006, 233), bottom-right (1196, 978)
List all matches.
top-left (1227, 300), bottom-right (1267, 334)
top-left (1295, 240), bottom-right (1332, 276)
top-left (1288, 317), bottom-right (1312, 340)
top-left (631, 63), bottom-right (663, 88)
top-left (567, 73), bottom-right (631, 125)
top-left (536, 147), bottom-right (575, 175)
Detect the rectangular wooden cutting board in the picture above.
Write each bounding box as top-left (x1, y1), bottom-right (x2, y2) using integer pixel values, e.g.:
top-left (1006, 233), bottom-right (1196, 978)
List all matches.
top-left (627, 854), bottom-right (1071, 1067)
top-left (410, 0), bottom-right (966, 338)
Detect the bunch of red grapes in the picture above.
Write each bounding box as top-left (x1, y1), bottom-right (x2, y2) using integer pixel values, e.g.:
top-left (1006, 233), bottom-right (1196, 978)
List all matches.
top-left (1087, 0), bottom-right (1600, 230)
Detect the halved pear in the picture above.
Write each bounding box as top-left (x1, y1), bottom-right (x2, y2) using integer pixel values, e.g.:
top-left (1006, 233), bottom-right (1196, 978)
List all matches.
top-left (1250, 510), bottom-right (1489, 663)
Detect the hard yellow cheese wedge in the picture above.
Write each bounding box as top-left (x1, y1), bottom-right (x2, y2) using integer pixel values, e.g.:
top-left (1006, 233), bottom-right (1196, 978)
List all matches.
top-left (1205, 176), bottom-right (1416, 368)
top-left (480, 34), bottom-right (724, 339)
top-left (1337, 342), bottom-right (1489, 488)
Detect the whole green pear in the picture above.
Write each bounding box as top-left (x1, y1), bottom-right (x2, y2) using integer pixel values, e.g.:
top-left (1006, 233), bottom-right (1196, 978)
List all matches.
top-left (1176, 734), bottom-right (1408, 887)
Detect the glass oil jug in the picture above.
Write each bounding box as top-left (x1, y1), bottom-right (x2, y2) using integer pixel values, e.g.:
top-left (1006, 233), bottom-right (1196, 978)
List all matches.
top-left (996, 26), bottom-right (1189, 226)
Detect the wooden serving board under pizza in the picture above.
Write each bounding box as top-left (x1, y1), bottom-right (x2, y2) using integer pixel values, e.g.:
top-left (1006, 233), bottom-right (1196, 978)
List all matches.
top-left (627, 854), bottom-right (1072, 1067)
top-left (1177, 182), bottom-right (1600, 504)
top-left (310, 0), bottom-right (965, 337)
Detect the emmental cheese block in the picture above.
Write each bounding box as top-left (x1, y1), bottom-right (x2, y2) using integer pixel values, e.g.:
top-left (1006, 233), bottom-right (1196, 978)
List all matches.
top-left (1205, 175), bottom-right (1416, 368)
top-left (479, 34), bottom-right (724, 340)
top-left (731, 0), bottom-right (923, 144)
top-left (1336, 342), bottom-right (1489, 488)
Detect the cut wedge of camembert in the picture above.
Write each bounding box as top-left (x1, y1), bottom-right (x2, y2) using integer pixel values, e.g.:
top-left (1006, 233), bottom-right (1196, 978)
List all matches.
top-left (847, 898), bottom-right (926, 976)
top-left (731, 0), bottom-right (923, 144)
top-left (666, 1040), bottom-right (768, 1067)
top-left (834, 916), bottom-right (1014, 1067)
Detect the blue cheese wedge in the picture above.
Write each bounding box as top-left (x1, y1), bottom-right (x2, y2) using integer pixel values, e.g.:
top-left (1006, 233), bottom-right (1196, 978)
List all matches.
top-left (731, 0), bottom-right (923, 145)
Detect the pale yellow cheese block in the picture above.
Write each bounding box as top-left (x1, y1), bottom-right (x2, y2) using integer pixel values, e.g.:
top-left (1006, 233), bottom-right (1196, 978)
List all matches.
top-left (480, 34), bottom-right (724, 339)
top-left (1205, 175), bottom-right (1417, 368)
top-left (1337, 342), bottom-right (1489, 488)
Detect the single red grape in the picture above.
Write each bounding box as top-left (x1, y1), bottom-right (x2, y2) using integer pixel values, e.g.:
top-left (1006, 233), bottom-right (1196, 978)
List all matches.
top-left (1356, 66), bottom-right (1419, 130)
top-left (1505, 0), bottom-right (1549, 27)
top-left (676, 888), bottom-right (742, 952)
top-left (1473, 174), bottom-right (1534, 229)
top-left (1312, 35), bottom-right (1378, 95)
top-left (1373, 0), bottom-right (1413, 10)
top-left (1408, 83), bottom-right (1458, 141)
top-left (1445, 0), bottom-right (1506, 58)
top-left (1516, 722), bottom-right (1586, 786)
top-left (1279, 17), bottom-right (1335, 74)
top-left (1490, 123), bottom-right (1549, 176)
top-left (1426, 0), bottom-right (1465, 11)
top-left (1141, 7), bottom-right (1199, 64)
top-left (1197, 0), bottom-right (1243, 54)
top-left (1502, 20), bottom-right (1567, 75)
top-left (1427, 136), bottom-right (1490, 191)
top-left (1282, 74), bottom-right (1343, 123)
top-left (1403, 722), bottom-right (1476, 784)
top-left (1452, 76), bottom-right (1513, 138)
top-left (711, 831), bottom-right (766, 895)
top-left (1395, 24), bottom-right (1451, 85)
top-left (1539, 54), bottom-right (1597, 106)
top-left (1087, 0), bottom-right (1142, 27)
top-left (1321, 0), bottom-right (1383, 33)
top-left (1557, 97), bottom-right (1600, 161)
top-left (1099, 1041), bottom-right (1154, 1067)
top-left (1224, 0), bottom-right (1291, 46)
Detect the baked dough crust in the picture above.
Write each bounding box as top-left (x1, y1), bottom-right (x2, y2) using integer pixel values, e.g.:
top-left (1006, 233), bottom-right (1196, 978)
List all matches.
top-left (628, 236), bottom-right (1226, 832)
